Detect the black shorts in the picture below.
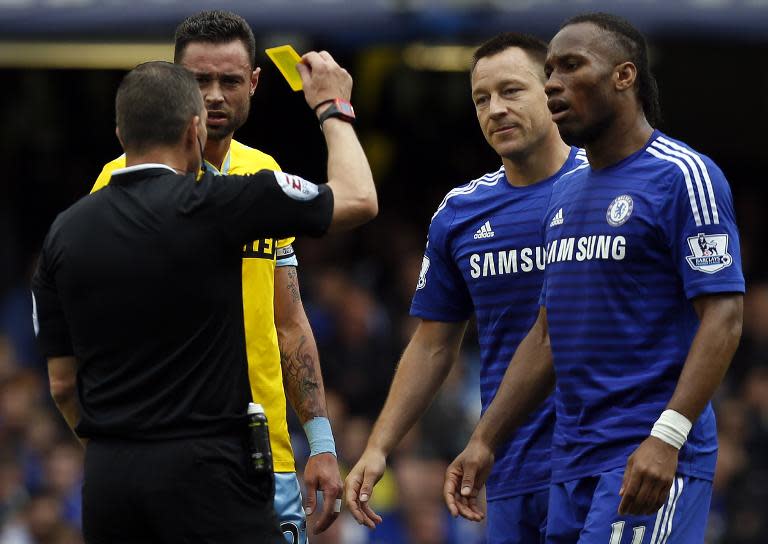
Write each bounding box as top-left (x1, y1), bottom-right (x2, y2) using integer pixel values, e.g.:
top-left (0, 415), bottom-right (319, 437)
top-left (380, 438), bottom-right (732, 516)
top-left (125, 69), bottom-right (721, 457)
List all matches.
top-left (82, 434), bottom-right (283, 544)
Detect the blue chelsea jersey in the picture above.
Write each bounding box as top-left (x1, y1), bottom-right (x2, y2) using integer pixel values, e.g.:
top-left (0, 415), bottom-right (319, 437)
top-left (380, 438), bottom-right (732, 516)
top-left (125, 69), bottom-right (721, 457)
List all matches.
top-left (411, 147), bottom-right (586, 499)
top-left (540, 131), bottom-right (745, 483)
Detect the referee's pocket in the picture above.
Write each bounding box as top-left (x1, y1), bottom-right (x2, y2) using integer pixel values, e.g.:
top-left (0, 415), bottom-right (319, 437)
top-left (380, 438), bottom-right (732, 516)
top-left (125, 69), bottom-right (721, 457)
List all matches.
top-left (192, 435), bottom-right (276, 504)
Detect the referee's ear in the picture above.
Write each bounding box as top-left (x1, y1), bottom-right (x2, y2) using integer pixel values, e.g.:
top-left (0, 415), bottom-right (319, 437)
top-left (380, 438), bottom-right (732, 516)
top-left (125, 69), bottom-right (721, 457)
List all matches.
top-left (183, 115), bottom-right (203, 150)
top-left (115, 126), bottom-right (125, 151)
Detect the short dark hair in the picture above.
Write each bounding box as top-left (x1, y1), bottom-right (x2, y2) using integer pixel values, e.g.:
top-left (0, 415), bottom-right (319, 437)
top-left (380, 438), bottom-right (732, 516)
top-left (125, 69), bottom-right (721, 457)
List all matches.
top-left (116, 62), bottom-right (203, 153)
top-left (472, 32), bottom-right (549, 80)
top-left (174, 10), bottom-right (256, 68)
top-left (562, 12), bottom-right (661, 126)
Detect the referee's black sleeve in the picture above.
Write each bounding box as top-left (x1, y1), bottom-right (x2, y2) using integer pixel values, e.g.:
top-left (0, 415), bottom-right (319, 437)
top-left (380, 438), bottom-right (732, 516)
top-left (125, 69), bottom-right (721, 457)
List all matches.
top-left (200, 169), bottom-right (334, 245)
top-left (31, 239), bottom-right (74, 357)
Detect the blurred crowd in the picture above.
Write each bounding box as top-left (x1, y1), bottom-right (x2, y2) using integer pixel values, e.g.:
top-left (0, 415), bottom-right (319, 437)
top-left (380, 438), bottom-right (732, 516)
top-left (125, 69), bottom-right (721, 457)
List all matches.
top-left (1, 206), bottom-right (766, 543)
top-left (0, 289), bottom-right (83, 544)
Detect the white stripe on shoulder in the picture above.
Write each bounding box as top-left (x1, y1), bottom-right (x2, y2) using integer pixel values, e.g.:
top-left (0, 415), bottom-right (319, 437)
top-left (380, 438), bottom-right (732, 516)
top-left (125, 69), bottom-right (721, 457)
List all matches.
top-left (431, 167), bottom-right (505, 220)
top-left (646, 146), bottom-right (703, 227)
top-left (557, 162), bottom-right (590, 183)
top-left (656, 136), bottom-right (719, 224)
top-left (651, 141), bottom-right (711, 225)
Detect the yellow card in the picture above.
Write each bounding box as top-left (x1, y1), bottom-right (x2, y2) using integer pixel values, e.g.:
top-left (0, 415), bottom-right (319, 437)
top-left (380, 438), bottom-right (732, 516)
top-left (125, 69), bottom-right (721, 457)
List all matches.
top-left (265, 45), bottom-right (303, 91)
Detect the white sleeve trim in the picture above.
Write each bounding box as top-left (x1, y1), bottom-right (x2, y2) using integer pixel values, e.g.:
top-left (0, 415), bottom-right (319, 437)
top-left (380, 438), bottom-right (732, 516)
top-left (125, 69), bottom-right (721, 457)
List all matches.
top-left (31, 291), bottom-right (39, 336)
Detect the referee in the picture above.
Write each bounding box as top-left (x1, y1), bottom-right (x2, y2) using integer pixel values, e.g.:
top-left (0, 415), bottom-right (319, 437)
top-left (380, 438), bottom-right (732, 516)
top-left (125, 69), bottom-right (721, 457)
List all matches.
top-left (32, 58), bottom-right (375, 544)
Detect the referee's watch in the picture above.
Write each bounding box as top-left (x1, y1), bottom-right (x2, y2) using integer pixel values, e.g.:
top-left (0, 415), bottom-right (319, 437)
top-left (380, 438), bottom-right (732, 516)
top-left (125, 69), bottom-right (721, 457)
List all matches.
top-left (315, 98), bottom-right (356, 127)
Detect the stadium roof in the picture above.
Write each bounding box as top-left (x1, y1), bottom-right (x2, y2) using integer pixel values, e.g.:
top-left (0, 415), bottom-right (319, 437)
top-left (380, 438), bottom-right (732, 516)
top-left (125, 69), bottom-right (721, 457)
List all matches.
top-left (0, 0), bottom-right (767, 42)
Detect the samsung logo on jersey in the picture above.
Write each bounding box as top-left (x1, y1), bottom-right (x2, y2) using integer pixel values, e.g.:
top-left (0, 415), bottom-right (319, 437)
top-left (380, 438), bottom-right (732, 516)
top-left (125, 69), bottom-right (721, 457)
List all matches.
top-left (470, 236), bottom-right (626, 278)
top-left (469, 247), bottom-right (547, 278)
top-left (547, 235), bottom-right (626, 263)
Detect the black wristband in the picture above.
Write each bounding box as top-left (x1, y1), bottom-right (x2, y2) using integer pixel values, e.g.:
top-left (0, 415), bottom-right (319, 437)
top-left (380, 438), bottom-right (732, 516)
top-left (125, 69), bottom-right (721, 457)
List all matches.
top-left (316, 98), bottom-right (356, 126)
top-left (313, 98), bottom-right (336, 112)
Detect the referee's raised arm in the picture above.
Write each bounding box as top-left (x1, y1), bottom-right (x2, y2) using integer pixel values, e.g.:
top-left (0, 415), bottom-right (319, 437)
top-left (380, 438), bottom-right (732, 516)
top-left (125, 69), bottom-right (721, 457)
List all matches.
top-left (211, 51), bottom-right (378, 241)
top-left (111, 59), bottom-right (376, 242)
top-left (297, 50), bottom-right (377, 232)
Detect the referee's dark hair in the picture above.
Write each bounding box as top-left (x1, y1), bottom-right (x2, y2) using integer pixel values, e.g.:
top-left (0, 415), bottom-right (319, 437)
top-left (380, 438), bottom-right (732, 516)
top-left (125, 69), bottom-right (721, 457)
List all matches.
top-left (472, 33), bottom-right (549, 81)
top-left (174, 10), bottom-right (257, 69)
top-left (115, 62), bottom-right (204, 154)
top-left (561, 12), bottom-right (661, 126)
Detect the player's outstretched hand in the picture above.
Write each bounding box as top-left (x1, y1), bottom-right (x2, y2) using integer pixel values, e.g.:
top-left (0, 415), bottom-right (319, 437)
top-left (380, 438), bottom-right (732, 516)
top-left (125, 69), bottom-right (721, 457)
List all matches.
top-left (296, 51), bottom-right (352, 110)
top-left (344, 448), bottom-right (385, 529)
top-left (618, 436), bottom-right (679, 516)
top-left (443, 438), bottom-right (494, 522)
top-left (303, 452), bottom-right (343, 534)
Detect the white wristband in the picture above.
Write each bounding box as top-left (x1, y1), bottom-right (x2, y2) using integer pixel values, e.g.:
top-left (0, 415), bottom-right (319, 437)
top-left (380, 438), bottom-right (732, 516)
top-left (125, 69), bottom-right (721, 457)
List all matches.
top-left (650, 409), bottom-right (692, 450)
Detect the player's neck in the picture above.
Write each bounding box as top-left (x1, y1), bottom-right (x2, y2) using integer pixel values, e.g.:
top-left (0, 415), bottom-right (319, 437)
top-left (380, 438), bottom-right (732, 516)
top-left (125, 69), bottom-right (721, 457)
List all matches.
top-left (204, 134), bottom-right (234, 171)
top-left (585, 113), bottom-right (654, 170)
top-left (501, 133), bottom-right (571, 187)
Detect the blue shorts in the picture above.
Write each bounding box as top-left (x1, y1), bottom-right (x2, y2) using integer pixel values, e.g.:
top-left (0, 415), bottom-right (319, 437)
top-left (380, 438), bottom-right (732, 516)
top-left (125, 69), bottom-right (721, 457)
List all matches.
top-left (274, 472), bottom-right (307, 544)
top-left (486, 488), bottom-right (549, 544)
top-left (547, 468), bottom-right (711, 543)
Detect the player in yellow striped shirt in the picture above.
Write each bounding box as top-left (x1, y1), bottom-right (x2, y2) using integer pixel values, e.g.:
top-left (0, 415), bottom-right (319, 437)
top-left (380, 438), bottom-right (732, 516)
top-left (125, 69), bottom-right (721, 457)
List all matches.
top-left (90, 11), bottom-right (342, 542)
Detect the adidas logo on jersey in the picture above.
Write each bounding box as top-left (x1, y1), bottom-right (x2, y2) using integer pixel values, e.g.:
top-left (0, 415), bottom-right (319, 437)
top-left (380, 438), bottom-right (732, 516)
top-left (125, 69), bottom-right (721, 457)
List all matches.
top-left (473, 221), bottom-right (495, 239)
top-left (549, 208), bottom-right (564, 227)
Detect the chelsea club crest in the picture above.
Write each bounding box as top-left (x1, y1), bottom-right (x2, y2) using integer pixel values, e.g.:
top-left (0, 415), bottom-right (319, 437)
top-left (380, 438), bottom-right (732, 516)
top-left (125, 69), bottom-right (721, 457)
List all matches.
top-left (606, 195), bottom-right (634, 227)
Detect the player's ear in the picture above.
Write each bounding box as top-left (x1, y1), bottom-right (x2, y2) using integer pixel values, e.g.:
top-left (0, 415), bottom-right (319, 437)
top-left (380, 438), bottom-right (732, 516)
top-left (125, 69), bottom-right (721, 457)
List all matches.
top-left (250, 67), bottom-right (260, 96)
top-left (115, 126), bottom-right (125, 149)
top-left (614, 61), bottom-right (637, 93)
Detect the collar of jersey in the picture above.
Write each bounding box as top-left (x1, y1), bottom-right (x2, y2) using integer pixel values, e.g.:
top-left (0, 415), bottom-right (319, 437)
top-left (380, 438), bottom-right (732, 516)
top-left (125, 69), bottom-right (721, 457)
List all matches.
top-left (500, 147), bottom-right (580, 190)
top-left (204, 150), bottom-right (232, 176)
top-left (112, 163), bottom-right (177, 176)
top-left (587, 129), bottom-right (660, 175)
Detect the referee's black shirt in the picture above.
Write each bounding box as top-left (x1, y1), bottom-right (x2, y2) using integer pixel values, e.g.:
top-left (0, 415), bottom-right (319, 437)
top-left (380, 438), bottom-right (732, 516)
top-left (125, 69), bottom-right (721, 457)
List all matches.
top-left (32, 164), bottom-right (333, 440)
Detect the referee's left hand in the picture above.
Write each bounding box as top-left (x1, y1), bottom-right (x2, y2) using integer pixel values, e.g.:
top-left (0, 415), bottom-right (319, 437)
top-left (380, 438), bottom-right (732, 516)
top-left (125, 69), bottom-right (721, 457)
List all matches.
top-left (304, 452), bottom-right (343, 534)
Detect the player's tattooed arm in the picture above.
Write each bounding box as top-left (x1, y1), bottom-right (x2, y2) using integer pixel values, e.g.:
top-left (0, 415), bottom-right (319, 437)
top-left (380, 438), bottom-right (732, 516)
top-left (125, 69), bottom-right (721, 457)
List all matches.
top-left (275, 266), bottom-right (327, 422)
top-left (275, 265), bottom-right (342, 535)
top-left (285, 266), bottom-right (301, 304)
top-left (280, 334), bottom-right (325, 421)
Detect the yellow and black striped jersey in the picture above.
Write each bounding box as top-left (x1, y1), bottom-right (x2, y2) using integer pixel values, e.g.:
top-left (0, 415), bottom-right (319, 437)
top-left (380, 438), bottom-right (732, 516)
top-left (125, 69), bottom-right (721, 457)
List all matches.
top-left (91, 139), bottom-right (297, 471)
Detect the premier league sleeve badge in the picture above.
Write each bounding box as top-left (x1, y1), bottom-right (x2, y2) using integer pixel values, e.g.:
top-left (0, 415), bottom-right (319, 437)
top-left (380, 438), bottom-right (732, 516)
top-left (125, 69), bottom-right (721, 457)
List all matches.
top-left (686, 233), bottom-right (733, 274)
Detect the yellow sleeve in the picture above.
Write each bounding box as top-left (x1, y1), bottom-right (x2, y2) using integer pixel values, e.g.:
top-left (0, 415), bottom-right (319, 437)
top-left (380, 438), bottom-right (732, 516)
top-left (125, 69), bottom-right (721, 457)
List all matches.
top-left (90, 155), bottom-right (126, 194)
top-left (266, 157), bottom-right (281, 172)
